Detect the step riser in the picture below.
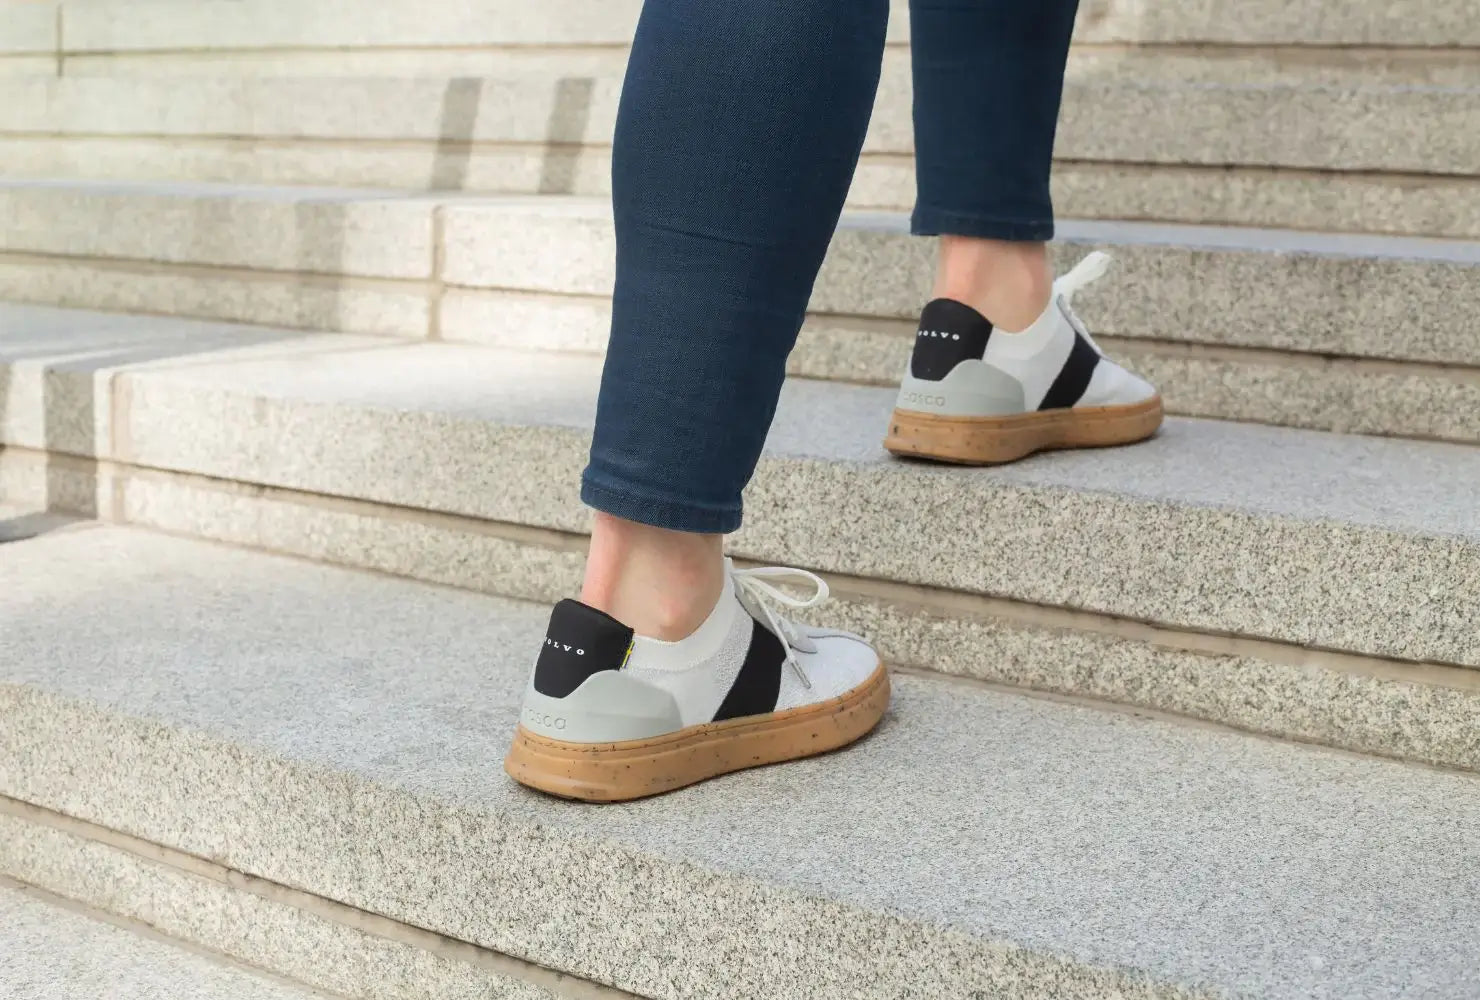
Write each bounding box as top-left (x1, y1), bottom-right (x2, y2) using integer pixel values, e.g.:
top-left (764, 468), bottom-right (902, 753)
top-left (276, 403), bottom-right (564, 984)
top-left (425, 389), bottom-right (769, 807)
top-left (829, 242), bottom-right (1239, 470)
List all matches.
top-left (38, 0), bottom-right (1480, 50)
top-left (3, 352), bottom-right (1475, 670)
top-left (450, 207), bottom-right (1480, 368)
top-left (38, 47), bottom-right (1480, 88)
top-left (0, 6), bottom-right (54, 58)
top-left (0, 57), bottom-right (53, 76)
top-left (8, 254), bottom-right (1479, 445)
top-left (5, 185), bottom-right (1476, 369)
top-left (0, 809), bottom-right (588, 1000)
top-left (454, 291), bottom-right (1480, 445)
top-left (6, 74), bottom-right (1479, 178)
top-left (0, 255), bottom-right (432, 338)
top-left (3, 186), bottom-right (1476, 441)
top-left (8, 141), bottom-right (1477, 241)
top-left (7, 446), bottom-right (1478, 774)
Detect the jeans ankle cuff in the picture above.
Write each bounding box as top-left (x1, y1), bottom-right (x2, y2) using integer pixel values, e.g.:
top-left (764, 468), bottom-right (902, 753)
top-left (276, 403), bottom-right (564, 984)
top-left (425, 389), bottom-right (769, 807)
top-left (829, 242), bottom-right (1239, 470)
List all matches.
top-left (581, 472), bottom-right (742, 535)
top-left (912, 207), bottom-right (1055, 242)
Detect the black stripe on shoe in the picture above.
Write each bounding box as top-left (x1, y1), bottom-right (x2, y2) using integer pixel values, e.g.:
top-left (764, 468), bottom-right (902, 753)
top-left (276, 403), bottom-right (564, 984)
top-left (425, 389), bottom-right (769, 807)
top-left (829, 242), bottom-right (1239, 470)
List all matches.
top-left (910, 299), bottom-right (994, 381)
top-left (711, 617), bottom-right (786, 722)
top-left (1037, 331), bottom-right (1101, 411)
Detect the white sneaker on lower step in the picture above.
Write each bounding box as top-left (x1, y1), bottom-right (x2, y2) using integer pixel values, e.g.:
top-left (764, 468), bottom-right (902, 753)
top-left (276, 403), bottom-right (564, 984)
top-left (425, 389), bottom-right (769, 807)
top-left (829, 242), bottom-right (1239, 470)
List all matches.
top-left (884, 251), bottom-right (1163, 465)
top-left (505, 562), bottom-right (890, 802)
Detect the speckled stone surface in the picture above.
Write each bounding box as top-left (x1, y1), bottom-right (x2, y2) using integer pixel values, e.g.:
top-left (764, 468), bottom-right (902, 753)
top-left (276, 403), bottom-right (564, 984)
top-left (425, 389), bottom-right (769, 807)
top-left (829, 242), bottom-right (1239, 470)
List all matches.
top-left (437, 288), bottom-right (1480, 443)
top-left (1047, 164), bottom-right (1480, 241)
top-left (6, 68), bottom-right (1477, 175)
top-left (0, 815), bottom-right (575, 1000)
top-left (0, 258), bottom-right (430, 337)
top-left (16, 45), bottom-right (1475, 88)
top-left (28, 139), bottom-right (1469, 243)
top-left (6, 527), bottom-right (1480, 999)
top-left (1069, 0), bottom-right (1480, 45)
top-left (0, 879), bottom-right (329, 1000)
top-left (441, 199), bottom-right (1480, 367)
top-left (3, 310), bottom-right (1479, 666)
top-left (867, 66), bottom-right (1480, 174)
top-left (0, 76), bottom-right (626, 148)
top-left (51, 0), bottom-right (1480, 52)
top-left (3, 122), bottom-right (1474, 242)
top-left (61, 47), bottom-right (638, 79)
top-left (0, 3), bottom-right (56, 55)
top-left (60, 0), bottom-right (650, 51)
top-left (0, 178), bottom-right (437, 278)
top-left (9, 454), bottom-right (1473, 774)
top-left (0, 305), bottom-right (307, 457)
top-left (0, 136), bottom-right (615, 203)
top-left (1052, 80), bottom-right (1480, 175)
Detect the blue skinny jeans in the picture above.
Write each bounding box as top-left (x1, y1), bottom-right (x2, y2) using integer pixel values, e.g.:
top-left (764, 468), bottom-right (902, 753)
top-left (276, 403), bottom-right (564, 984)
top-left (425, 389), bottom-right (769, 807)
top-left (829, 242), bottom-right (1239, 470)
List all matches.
top-left (582, 0), bottom-right (1081, 533)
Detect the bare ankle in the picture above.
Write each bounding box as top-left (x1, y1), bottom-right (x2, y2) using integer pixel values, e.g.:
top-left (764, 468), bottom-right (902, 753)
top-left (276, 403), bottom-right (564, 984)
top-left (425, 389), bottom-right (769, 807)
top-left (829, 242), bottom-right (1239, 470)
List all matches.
top-left (580, 512), bottom-right (726, 641)
top-left (931, 236), bottom-right (1052, 333)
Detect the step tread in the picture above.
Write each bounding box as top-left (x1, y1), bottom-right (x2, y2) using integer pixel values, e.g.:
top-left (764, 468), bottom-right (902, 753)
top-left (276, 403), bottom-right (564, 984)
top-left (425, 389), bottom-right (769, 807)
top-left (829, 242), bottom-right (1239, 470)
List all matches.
top-left (6, 302), bottom-right (1471, 541)
top-left (0, 881), bottom-right (332, 1000)
top-left (45, 0), bottom-right (1480, 52)
top-left (3, 178), bottom-right (1477, 264)
top-left (5, 67), bottom-right (1477, 181)
top-left (5, 300), bottom-right (1479, 671)
top-left (4, 525), bottom-right (1480, 999)
top-left (9, 69), bottom-right (1479, 93)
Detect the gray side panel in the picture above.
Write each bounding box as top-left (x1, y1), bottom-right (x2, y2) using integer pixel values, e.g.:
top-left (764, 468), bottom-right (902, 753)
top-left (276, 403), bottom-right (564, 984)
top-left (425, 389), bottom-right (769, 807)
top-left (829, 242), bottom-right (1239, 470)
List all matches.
top-left (520, 670), bottom-right (683, 743)
top-left (894, 361), bottom-right (1025, 417)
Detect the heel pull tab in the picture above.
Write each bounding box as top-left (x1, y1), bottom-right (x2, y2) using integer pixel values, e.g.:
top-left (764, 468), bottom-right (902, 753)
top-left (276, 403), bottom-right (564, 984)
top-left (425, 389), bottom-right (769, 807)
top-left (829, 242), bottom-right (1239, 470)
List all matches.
top-left (533, 599), bottom-right (635, 698)
top-left (910, 299), bottom-right (993, 381)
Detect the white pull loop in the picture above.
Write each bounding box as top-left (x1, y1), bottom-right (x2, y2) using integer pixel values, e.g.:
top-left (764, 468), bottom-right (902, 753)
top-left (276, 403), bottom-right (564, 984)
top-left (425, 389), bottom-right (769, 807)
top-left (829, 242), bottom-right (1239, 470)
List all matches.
top-left (1052, 251), bottom-right (1112, 354)
top-left (732, 565), bottom-right (830, 690)
top-left (1054, 250), bottom-right (1112, 303)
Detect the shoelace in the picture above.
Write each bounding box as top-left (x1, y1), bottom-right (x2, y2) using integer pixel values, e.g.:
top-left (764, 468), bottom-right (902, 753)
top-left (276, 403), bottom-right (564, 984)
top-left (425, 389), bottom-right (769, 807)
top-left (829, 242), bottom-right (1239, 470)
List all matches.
top-left (731, 565), bottom-right (830, 690)
top-left (1053, 250), bottom-right (1112, 355)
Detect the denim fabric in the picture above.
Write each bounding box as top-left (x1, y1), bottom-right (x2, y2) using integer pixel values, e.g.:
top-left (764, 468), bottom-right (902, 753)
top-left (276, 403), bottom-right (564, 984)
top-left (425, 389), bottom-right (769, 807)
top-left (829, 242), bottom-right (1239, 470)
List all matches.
top-left (583, 0), bottom-right (1081, 533)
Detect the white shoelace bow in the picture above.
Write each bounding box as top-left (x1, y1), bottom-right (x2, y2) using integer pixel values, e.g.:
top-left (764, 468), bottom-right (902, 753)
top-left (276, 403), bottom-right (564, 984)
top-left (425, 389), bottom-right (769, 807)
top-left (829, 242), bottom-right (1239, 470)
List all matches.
top-left (732, 565), bottom-right (830, 690)
top-left (1053, 250), bottom-right (1112, 355)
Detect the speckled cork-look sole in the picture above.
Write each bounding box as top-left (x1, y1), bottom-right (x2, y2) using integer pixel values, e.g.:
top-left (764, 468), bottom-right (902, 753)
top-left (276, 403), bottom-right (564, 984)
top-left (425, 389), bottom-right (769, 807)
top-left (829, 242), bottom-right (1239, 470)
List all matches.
top-left (884, 395), bottom-right (1164, 465)
top-left (505, 663), bottom-right (890, 802)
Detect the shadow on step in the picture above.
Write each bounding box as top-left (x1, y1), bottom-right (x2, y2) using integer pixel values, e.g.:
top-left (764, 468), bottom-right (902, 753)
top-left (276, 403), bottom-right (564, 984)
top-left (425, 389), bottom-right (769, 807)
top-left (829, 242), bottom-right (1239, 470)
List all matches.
top-left (0, 315), bottom-right (320, 522)
top-left (0, 511), bottom-right (75, 545)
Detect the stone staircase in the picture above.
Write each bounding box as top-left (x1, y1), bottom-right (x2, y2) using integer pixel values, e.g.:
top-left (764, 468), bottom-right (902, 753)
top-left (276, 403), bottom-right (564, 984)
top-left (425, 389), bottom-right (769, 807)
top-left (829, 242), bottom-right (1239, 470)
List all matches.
top-left (1, 874), bottom-right (341, 1000)
top-left (3, 1), bottom-right (1480, 997)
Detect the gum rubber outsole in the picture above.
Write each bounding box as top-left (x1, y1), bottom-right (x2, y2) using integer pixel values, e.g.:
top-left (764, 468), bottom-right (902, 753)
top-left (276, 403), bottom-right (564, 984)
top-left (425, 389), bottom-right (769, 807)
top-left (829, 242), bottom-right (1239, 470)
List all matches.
top-left (504, 663), bottom-right (892, 802)
top-left (883, 395), bottom-right (1164, 465)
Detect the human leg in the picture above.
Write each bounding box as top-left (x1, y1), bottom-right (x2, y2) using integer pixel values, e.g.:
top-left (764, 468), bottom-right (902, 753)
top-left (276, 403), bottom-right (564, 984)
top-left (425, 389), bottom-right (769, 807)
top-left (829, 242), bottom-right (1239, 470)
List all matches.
top-left (887, 0), bottom-right (1162, 464)
top-left (507, 0), bottom-right (893, 800)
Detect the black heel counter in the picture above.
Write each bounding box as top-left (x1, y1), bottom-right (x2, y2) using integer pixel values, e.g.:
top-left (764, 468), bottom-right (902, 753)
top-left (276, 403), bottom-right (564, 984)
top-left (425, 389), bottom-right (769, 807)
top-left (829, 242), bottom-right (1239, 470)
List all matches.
top-left (910, 299), bottom-right (994, 380)
top-left (532, 599), bottom-right (635, 698)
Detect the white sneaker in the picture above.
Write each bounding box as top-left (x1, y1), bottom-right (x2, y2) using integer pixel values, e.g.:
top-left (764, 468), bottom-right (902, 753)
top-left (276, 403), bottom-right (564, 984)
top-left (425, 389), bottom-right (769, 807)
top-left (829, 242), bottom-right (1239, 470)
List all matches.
top-left (885, 252), bottom-right (1163, 464)
top-left (505, 562), bottom-right (890, 801)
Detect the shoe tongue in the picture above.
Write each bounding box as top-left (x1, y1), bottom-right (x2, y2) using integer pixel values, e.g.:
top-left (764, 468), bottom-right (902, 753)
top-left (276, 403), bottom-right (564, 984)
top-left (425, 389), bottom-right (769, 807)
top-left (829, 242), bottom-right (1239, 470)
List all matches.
top-left (911, 299), bottom-right (994, 380)
top-left (533, 599), bottom-right (635, 697)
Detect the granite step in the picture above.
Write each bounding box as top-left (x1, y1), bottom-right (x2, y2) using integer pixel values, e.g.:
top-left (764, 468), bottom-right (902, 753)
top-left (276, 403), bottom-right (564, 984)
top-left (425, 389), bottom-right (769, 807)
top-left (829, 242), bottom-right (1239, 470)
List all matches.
top-left (3, 70), bottom-right (1477, 238)
top-left (445, 200), bottom-right (1480, 443)
top-left (3, 524), bottom-right (1480, 999)
top-left (2, 181), bottom-right (1478, 442)
top-left (0, 877), bottom-right (338, 1000)
top-left (35, 0), bottom-right (1480, 58)
top-left (3, 303), bottom-right (1480, 771)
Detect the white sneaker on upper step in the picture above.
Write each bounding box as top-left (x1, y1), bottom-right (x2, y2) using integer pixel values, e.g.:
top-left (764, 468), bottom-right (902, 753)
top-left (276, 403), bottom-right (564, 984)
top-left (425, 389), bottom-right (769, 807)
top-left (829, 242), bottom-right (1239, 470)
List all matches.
top-left (885, 252), bottom-right (1163, 464)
